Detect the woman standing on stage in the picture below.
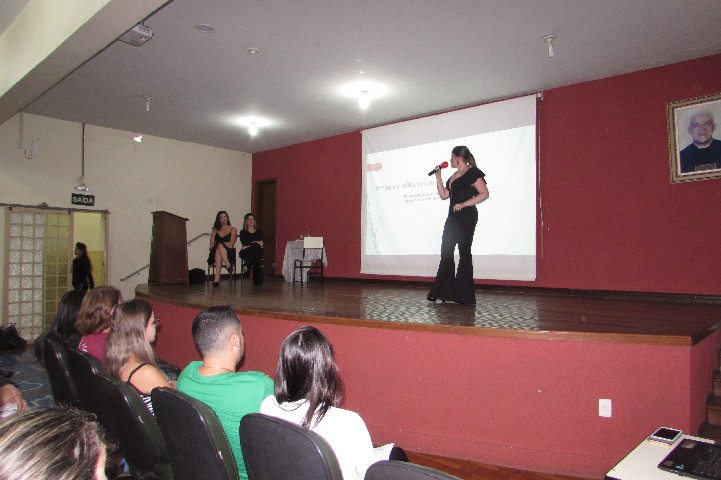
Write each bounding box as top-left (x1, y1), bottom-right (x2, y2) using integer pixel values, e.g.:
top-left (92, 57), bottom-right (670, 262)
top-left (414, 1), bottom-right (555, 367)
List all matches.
top-left (209, 211), bottom-right (237, 287)
top-left (427, 145), bottom-right (489, 305)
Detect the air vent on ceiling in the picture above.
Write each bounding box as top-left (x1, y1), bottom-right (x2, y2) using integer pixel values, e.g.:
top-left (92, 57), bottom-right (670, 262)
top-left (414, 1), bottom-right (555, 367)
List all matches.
top-left (118, 23), bottom-right (153, 46)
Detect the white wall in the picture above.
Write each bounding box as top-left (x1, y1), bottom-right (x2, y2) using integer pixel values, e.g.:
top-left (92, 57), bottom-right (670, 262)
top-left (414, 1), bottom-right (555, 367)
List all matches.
top-left (0, 113), bottom-right (251, 301)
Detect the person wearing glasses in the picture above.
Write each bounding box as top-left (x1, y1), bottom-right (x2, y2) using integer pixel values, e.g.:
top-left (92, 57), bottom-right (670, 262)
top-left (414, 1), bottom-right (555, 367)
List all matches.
top-left (680, 111), bottom-right (721, 173)
top-left (105, 298), bottom-right (174, 415)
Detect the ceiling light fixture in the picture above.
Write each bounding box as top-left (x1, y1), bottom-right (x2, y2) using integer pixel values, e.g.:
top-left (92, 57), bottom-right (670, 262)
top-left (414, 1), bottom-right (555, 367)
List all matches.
top-left (358, 89), bottom-right (370, 110)
top-left (144, 95), bottom-right (153, 112)
top-left (542, 34), bottom-right (556, 58)
top-left (248, 122), bottom-right (258, 136)
top-left (234, 116), bottom-right (271, 136)
top-left (133, 134), bottom-right (143, 143)
top-left (247, 47), bottom-right (260, 55)
top-left (75, 123), bottom-right (90, 192)
top-left (195, 24), bottom-right (215, 33)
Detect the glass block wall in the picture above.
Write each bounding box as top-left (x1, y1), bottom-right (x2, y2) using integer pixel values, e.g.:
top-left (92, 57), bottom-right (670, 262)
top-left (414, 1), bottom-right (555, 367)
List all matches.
top-left (6, 210), bottom-right (70, 341)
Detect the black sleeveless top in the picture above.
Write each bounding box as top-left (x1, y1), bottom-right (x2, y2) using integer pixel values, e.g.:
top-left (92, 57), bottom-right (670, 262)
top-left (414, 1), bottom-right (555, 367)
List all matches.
top-left (127, 362), bottom-right (154, 415)
top-left (446, 167), bottom-right (486, 214)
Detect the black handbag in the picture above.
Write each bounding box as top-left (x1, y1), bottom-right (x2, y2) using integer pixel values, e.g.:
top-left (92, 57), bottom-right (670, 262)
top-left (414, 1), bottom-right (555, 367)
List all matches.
top-left (0, 324), bottom-right (27, 350)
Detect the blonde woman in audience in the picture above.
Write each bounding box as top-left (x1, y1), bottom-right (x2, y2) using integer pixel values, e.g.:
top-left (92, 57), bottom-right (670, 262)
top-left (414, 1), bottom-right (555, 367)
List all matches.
top-left (0, 405), bottom-right (108, 480)
top-left (261, 326), bottom-right (404, 480)
top-left (105, 298), bottom-right (174, 415)
top-left (75, 286), bottom-right (121, 362)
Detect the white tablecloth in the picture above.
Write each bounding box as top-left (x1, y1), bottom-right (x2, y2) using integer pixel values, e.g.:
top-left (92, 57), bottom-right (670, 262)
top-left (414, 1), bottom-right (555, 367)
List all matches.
top-left (282, 239), bottom-right (328, 282)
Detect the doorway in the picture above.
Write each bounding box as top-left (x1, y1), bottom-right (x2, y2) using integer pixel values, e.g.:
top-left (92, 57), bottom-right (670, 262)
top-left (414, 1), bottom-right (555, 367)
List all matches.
top-left (256, 180), bottom-right (277, 275)
top-left (3, 206), bottom-right (107, 341)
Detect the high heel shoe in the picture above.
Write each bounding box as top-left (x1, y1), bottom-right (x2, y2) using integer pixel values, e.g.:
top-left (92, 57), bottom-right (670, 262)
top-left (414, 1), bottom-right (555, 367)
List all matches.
top-left (212, 281), bottom-right (220, 287)
top-left (427, 296), bottom-right (445, 304)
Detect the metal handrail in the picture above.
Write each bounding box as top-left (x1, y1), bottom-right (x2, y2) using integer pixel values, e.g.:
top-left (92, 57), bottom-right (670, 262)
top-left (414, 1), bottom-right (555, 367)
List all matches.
top-left (120, 232), bottom-right (209, 281)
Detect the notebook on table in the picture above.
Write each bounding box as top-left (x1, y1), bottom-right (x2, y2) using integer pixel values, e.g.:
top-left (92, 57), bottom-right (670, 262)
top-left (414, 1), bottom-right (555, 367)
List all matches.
top-left (659, 438), bottom-right (721, 480)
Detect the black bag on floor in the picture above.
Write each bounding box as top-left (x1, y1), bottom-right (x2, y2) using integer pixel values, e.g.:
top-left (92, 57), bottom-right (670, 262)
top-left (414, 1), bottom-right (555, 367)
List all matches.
top-left (188, 268), bottom-right (206, 284)
top-left (0, 324), bottom-right (27, 350)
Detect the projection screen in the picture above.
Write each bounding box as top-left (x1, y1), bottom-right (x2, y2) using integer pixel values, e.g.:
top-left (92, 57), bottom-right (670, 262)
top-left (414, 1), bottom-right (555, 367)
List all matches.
top-left (361, 94), bottom-right (537, 280)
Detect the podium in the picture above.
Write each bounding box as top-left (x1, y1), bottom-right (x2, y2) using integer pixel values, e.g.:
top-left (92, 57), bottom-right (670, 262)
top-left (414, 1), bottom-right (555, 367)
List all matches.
top-left (149, 211), bottom-right (188, 285)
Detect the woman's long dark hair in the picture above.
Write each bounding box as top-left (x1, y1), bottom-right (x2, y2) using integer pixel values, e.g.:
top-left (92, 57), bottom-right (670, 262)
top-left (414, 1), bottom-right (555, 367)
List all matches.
top-left (74, 242), bottom-right (93, 270)
top-left (452, 145), bottom-right (477, 168)
top-left (213, 211), bottom-right (231, 230)
top-left (34, 290), bottom-right (86, 365)
top-left (274, 326), bottom-right (344, 428)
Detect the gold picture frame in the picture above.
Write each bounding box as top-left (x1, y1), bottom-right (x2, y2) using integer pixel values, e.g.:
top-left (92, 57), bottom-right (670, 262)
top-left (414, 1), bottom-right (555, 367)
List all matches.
top-left (668, 92), bottom-right (721, 183)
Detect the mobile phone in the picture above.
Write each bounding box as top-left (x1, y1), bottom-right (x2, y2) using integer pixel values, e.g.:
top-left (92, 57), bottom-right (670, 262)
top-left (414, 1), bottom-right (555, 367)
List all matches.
top-left (648, 427), bottom-right (683, 445)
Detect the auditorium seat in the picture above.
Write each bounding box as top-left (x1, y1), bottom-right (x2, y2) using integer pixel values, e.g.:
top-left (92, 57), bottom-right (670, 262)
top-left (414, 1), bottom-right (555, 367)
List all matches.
top-left (240, 413), bottom-right (342, 480)
top-left (92, 374), bottom-right (172, 480)
top-left (66, 348), bottom-right (104, 413)
top-left (43, 337), bottom-right (80, 407)
top-left (151, 387), bottom-right (238, 480)
top-left (365, 460), bottom-right (461, 480)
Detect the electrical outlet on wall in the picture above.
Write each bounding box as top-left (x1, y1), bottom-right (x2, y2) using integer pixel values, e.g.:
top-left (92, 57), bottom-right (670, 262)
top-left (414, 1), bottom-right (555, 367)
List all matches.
top-left (599, 398), bottom-right (612, 417)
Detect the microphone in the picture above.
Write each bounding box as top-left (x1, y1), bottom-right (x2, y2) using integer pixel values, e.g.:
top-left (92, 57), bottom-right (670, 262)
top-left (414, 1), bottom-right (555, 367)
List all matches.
top-left (427, 161), bottom-right (449, 176)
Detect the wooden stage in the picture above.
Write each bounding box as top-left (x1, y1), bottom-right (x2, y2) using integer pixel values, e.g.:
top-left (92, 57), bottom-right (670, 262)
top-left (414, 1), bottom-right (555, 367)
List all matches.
top-left (136, 278), bottom-right (721, 346)
top-left (137, 278), bottom-right (721, 478)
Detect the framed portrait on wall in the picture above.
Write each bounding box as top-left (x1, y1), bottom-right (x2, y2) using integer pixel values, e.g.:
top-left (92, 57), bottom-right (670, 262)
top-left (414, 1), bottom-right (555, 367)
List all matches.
top-left (668, 92), bottom-right (721, 183)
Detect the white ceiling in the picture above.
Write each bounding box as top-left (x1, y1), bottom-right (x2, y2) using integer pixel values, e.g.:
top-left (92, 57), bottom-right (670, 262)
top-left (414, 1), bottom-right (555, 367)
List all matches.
top-left (15, 0), bottom-right (721, 154)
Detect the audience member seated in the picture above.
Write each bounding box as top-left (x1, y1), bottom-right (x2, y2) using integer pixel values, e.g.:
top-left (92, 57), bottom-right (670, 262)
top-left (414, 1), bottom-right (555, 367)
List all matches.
top-left (0, 405), bottom-right (107, 480)
top-left (74, 286), bottom-right (121, 362)
top-left (34, 289), bottom-right (86, 367)
top-left (238, 212), bottom-right (264, 286)
top-left (261, 326), bottom-right (404, 480)
top-left (105, 299), bottom-right (174, 415)
top-left (0, 369), bottom-right (25, 417)
top-left (209, 211), bottom-right (238, 287)
top-left (177, 306), bottom-right (273, 480)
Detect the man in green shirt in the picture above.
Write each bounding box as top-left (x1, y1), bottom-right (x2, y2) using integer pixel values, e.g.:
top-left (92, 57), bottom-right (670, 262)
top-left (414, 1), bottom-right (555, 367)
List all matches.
top-left (177, 306), bottom-right (273, 480)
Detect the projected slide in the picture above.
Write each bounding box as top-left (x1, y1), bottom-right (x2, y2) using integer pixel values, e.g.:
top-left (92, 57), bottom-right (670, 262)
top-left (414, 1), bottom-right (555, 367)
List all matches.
top-left (361, 95), bottom-right (537, 280)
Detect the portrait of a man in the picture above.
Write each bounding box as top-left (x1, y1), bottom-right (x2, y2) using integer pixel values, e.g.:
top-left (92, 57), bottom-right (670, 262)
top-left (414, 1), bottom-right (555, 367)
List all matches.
top-left (679, 111), bottom-right (721, 173)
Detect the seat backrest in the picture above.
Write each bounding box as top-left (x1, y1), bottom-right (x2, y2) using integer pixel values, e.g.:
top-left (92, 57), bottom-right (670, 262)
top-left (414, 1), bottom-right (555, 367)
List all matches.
top-left (92, 374), bottom-right (172, 480)
top-left (67, 348), bottom-right (104, 412)
top-left (364, 460), bottom-right (461, 480)
top-left (239, 413), bottom-right (342, 480)
top-left (42, 336), bottom-right (80, 407)
top-left (151, 387), bottom-right (239, 480)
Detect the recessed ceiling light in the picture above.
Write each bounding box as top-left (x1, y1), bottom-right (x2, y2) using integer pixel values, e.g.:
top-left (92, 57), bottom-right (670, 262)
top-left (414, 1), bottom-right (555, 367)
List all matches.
top-left (195, 24), bottom-right (215, 33)
top-left (247, 47), bottom-right (260, 55)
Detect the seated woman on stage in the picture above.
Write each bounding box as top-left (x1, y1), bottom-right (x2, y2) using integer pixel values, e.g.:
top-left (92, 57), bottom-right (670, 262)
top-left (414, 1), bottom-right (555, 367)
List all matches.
top-left (261, 326), bottom-right (404, 480)
top-left (105, 298), bottom-right (174, 415)
top-left (238, 212), bottom-right (263, 286)
top-left (75, 286), bottom-right (122, 363)
top-left (209, 211), bottom-right (237, 287)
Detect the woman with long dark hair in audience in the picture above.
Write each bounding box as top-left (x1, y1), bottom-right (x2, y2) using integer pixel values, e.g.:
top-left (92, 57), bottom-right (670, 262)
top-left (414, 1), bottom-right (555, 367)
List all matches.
top-left (34, 289), bottom-right (86, 366)
top-left (209, 211), bottom-right (237, 287)
top-left (261, 326), bottom-right (404, 480)
top-left (72, 242), bottom-right (95, 291)
top-left (75, 286), bottom-right (121, 363)
top-left (105, 298), bottom-right (174, 415)
top-left (0, 406), bottom-right (107, 480)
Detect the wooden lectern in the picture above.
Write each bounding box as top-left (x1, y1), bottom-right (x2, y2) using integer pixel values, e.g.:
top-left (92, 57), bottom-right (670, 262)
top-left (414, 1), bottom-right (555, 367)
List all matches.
top-left (149, 211), bottom-right (189, 285)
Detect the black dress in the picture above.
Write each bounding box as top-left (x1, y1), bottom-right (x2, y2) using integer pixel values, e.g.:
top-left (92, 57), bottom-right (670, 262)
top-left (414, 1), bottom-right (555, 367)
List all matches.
top-left (427, 167), bottom-right (486, 304)
top-left (72, 255), bottom-right (94, 291)
top-left (238, 229), bottom-right (263, 285)
top-left (208, 231), bottom-right (235, 266)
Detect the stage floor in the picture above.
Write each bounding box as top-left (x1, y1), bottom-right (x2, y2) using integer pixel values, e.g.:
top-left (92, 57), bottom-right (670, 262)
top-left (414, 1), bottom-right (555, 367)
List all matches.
top-left (136, 278), bottom-right (721, 346)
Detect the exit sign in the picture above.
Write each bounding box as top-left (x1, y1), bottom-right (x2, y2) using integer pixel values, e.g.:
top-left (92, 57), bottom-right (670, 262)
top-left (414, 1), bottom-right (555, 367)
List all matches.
top-left (71, 193), bottom-right (95, 206)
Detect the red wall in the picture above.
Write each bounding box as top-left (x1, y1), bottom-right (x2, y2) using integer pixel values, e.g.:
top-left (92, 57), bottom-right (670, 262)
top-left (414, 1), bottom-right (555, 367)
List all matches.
top-left (150, 299), bottom-right (721, 478)
top-left (253, 54), bottom-right (721, 294)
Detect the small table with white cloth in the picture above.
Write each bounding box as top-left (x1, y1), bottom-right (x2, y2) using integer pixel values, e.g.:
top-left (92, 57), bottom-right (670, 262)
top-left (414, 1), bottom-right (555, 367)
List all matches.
top-left (282, 239), bottom-right (328, 282)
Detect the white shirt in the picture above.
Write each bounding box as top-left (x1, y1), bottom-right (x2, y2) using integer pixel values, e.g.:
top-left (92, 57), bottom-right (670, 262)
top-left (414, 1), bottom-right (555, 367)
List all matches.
top-left (260, 396), bottom-right (377, 480)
